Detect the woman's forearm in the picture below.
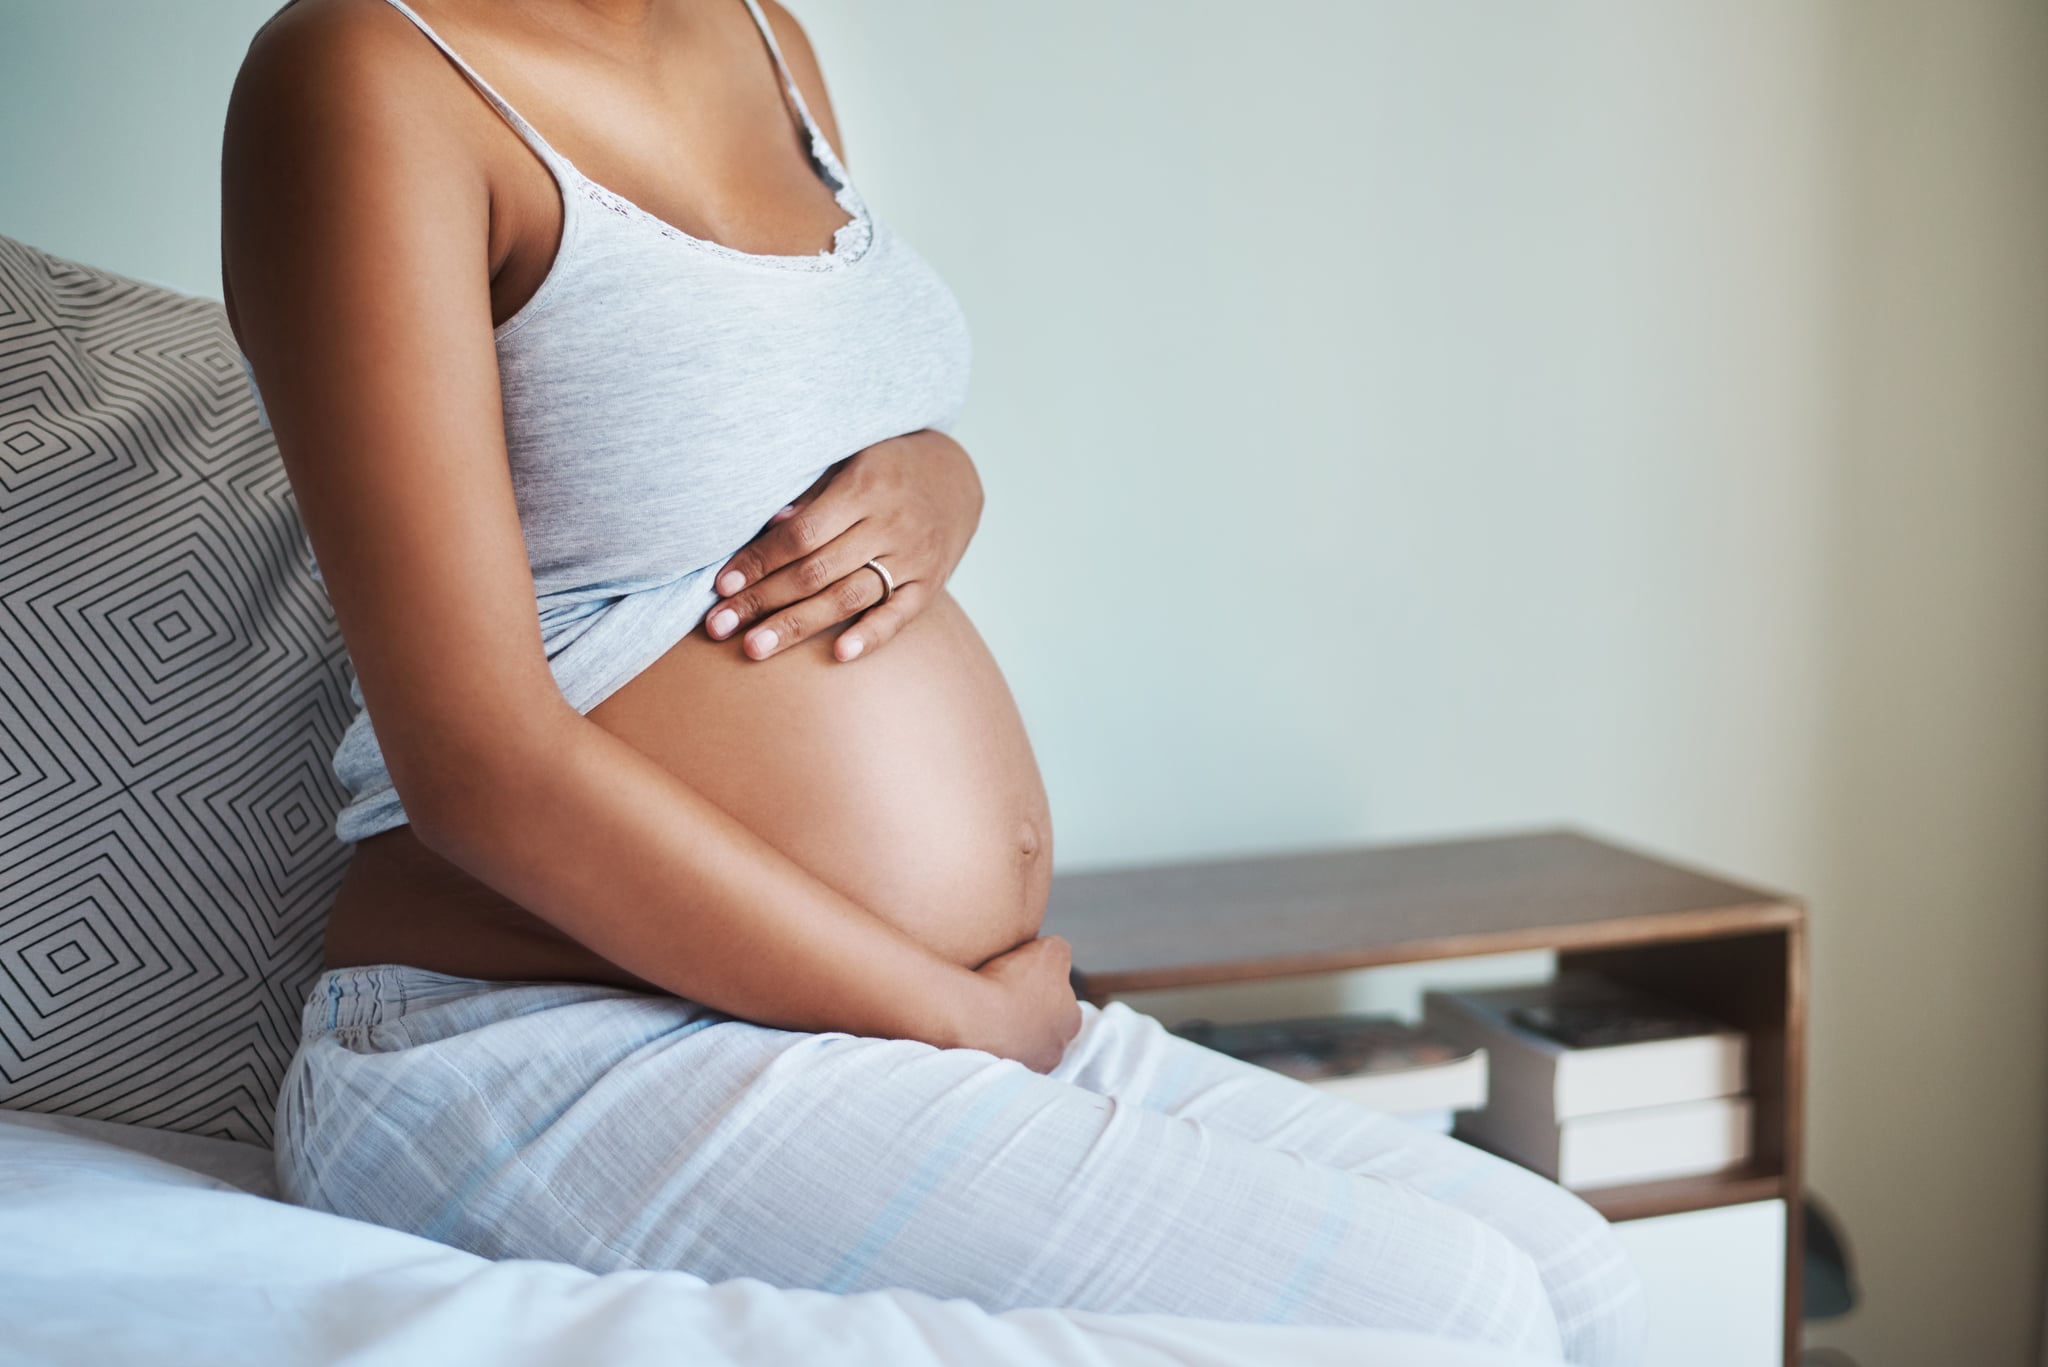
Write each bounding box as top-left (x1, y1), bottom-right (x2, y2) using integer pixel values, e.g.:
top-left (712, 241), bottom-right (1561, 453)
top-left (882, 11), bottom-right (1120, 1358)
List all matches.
top-left (406, 706), bottom-right (996, 1047)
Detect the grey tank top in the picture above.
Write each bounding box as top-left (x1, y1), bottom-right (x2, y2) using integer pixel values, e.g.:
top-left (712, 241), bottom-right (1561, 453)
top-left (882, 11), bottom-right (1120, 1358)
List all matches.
top-left (242, 0), bottom-right (973, 844)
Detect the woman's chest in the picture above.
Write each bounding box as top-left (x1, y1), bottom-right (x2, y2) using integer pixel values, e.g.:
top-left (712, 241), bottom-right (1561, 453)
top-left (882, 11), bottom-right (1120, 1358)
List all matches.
top-left (493, 227), bottom-right (972, 584)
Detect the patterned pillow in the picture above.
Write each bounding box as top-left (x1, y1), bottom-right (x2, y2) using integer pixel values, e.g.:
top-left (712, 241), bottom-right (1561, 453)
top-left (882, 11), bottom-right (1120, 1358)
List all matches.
top-left (0, 234), bottom-right (350, 1146)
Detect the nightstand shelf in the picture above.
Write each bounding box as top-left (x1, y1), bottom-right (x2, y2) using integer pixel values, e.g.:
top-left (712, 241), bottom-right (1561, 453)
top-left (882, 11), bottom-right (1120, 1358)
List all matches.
top-left (1043, 826), bottom-right (1807, 1367)
top-left (1581, 1163), bottom-right (1786, 1223)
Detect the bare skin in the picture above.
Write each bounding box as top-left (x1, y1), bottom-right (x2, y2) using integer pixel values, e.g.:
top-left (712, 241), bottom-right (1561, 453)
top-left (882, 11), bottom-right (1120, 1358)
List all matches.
top-left (222, 0), bottom-right (1080, 1069)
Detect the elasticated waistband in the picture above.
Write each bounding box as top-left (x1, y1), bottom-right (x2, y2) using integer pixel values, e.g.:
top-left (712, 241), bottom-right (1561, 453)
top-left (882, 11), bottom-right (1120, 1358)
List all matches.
top-left (300, 964), bottom-right (506, 1041)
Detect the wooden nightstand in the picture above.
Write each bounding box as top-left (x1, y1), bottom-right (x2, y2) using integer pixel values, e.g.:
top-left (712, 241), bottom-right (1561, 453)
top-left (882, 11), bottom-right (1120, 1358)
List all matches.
top-left (1043, 826), bottom-right (1807, 1367)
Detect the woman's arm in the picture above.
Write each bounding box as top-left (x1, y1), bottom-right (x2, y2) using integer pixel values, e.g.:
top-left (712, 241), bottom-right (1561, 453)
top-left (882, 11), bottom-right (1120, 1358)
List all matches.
top-left (222, 2), bottom-right (1076, 1066)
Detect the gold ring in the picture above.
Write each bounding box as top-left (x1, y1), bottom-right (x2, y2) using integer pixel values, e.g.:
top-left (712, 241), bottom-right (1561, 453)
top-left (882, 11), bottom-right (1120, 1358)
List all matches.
top-left (863, 557), bottom-right (895, 605)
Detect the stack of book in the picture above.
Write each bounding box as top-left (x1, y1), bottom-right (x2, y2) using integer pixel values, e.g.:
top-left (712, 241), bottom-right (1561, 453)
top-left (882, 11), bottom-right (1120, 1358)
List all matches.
top-left (1422, 972), bottom-right (1751, 1190)
top-left (1168, 1013), bottom-right (1488, 1132)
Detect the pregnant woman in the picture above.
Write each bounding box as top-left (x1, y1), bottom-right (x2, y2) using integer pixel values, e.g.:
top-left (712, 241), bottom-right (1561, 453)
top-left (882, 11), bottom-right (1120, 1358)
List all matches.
top-left (221, 1), bottom-right (1643, 1362)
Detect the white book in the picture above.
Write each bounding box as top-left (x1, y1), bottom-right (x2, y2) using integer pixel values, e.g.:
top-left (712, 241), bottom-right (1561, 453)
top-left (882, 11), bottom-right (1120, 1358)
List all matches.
top-left (1456, 1093), bottom-right (1754, 1189)
top-left (1393, 1107), bottom-right (1456, 1135)
top-left (1422, 974), bottom-right (1747, 1120)
top-left (1303, 1049), bottom-right (1488, 1117)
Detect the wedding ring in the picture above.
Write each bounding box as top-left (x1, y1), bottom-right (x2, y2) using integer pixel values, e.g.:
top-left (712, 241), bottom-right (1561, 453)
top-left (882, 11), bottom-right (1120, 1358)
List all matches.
top-left (862, 557), bottom-right (896, 606)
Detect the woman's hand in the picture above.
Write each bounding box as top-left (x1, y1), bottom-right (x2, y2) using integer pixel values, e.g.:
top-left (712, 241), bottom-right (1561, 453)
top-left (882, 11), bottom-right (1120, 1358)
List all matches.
top-left (704, 429), bottom-right (984, 662)
top-left (962, 934), bottom-right (1083, 1073)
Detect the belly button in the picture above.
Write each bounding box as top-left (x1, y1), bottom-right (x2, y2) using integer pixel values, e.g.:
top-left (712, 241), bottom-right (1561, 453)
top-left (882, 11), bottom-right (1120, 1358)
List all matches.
top-left (1016, 815), bottom-right (1044, 861)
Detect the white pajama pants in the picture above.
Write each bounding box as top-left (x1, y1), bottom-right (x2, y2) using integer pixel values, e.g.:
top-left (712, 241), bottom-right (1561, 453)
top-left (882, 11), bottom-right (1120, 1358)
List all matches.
top-left (274, 965), bottom-right (1646, 1366)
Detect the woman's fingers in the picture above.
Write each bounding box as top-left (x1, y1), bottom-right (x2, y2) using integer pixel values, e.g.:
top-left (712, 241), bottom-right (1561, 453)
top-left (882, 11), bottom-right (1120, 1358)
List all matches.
top-left (833, 580), bottom-right (923, 662)
top-left (695, 434), bottom-right (967, 663)
top-left (705, 521), bottom-right (875, 642)
top-left (712, 460), bottom-right (852, 598)
top-left (738, 560), bottom-right (898, 660)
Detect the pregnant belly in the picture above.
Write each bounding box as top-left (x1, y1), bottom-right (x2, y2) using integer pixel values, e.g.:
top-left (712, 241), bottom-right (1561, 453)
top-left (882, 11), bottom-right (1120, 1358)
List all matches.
top-left (320, 587), bottom-right (1054, 988)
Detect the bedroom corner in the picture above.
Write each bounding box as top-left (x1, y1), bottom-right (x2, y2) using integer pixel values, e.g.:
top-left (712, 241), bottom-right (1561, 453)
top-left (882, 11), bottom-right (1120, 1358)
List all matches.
top-left (2, 3), bottom-right (2045, 1366)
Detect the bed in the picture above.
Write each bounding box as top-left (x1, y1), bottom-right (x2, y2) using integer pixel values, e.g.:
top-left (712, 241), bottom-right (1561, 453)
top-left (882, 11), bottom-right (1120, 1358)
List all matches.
top-left (0, 1110), bottom-right (1581, 1367)
top-left (0, 232), bottom-right (1572, 1367)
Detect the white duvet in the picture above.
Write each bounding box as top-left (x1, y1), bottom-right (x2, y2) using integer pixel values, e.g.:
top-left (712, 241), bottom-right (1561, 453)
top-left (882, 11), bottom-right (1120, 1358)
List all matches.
top-left (0, 1110), bottom-right (1571, 1367)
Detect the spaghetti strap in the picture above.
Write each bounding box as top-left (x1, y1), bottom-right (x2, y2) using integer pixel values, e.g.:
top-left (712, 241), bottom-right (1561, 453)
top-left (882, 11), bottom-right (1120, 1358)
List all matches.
top-left (378, 0), bottom-right (848, 191)
top-left (374, 0), bottom-right (571, 174)
top-left (735, 0), bottom-right (851, 182)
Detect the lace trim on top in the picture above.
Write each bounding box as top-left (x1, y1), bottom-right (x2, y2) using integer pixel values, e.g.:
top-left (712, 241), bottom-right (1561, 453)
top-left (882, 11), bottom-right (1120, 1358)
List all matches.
top-left (377, 0), bottom-right (875, 273)
top-left (570, 124), bottom-right (874, 272)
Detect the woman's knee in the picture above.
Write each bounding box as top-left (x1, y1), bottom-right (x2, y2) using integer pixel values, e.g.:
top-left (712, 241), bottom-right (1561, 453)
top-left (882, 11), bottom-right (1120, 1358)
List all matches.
top-left (1267, 1173), bottom-right (1567, 1357)
top-left (1549, 1214), bottom-right (1647, 1367)
top-left (1343, 1205), bottom-right (1564, 1360)
top-left (1427, 1212), bottom-right (1567, 1361)
top-left (1499, 1177), bottom-right (1647, 1367)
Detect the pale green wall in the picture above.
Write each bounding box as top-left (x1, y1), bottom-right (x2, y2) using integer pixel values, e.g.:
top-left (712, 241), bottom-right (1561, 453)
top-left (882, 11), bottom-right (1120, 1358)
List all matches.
top-left (0, 1), bottom-right (280, 297)
top-left (5, 2), bottom-right (2046, 1363)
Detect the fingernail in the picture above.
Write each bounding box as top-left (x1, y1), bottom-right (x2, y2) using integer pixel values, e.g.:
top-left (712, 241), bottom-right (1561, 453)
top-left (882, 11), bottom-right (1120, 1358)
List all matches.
top-left (717, 570), bottom-right (745, 595)
top-left (708, 608), bottom-right (737, 638)
top-left (839, 635), bottom-right (864, 661)
top-left (747, 628), bottom-right (778, 658)
top-left (770, 503), bottom-right (797, 522)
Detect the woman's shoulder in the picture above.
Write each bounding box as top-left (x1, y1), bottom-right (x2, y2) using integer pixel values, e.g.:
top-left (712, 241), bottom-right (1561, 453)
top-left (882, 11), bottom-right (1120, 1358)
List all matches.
top-left (230, 0), bottom-right (501, 190)
top-left (223, 0), bottom-right (499, 259)
top-left (239, 0), bottom-right (450, 106)
top-left (221, 0), bottom-right (501, 365)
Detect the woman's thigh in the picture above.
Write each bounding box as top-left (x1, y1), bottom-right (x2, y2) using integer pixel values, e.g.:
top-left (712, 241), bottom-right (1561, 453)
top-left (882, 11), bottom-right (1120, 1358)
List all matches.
top-left (277, 968), bottom-right (1563, 1359)
top-left (1056, 1000), bottom-right (1646, 1367)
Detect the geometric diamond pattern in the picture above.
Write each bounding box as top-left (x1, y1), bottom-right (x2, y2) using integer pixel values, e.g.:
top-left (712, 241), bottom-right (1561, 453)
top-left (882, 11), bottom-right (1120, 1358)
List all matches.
top-left (0, 233), bottom-right (351, 1145)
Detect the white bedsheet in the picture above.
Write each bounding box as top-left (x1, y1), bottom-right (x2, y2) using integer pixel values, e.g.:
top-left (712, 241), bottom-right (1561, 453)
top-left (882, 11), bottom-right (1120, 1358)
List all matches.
top-left (0, 1110), bottom-right (1572, 1367)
